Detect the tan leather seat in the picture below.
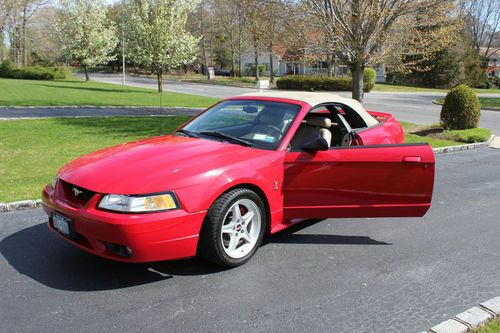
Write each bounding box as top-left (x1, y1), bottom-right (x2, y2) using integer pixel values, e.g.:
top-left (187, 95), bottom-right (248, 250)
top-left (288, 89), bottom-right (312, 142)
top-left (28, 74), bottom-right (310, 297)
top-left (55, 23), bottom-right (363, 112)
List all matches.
top-left (290, 116), bottom-right (332, 150)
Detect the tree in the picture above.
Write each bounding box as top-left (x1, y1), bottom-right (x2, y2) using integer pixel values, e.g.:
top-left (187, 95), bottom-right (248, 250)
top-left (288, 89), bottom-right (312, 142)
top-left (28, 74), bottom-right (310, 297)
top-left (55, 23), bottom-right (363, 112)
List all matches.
top-left (207, 0), bottom-right (246, 77)
top-left (55, 0), bottom-right (118, 81)
top-left (460, 0), bottom-right (500, 59)
top-left (127, 0), bottom-right (200, 93)
top-left (304, 0), bottom-right (459, 102)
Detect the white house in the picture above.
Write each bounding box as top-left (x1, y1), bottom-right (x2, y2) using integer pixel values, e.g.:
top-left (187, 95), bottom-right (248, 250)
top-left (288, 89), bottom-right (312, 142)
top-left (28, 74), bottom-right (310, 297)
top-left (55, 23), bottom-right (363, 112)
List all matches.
top-left (240, 48), bottom-right (386, 82)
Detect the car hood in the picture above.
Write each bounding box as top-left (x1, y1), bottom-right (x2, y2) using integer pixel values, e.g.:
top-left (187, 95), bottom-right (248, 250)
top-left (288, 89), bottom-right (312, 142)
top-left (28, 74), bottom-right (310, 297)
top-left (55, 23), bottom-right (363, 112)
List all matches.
top-left (58, 135), bottom-right (276, 194)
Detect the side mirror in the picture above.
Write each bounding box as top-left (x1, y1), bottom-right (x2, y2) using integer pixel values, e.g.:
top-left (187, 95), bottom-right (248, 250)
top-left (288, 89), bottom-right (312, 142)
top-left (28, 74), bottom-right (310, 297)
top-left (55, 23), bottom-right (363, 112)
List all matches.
top-left (301, 137), bottom-right (329, 152)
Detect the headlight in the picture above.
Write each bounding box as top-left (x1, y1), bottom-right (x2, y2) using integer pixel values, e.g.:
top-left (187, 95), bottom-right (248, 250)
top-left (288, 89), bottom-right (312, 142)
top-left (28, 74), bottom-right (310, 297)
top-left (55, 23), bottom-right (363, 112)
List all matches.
top-left (98, 192), bottom-right (179, 213)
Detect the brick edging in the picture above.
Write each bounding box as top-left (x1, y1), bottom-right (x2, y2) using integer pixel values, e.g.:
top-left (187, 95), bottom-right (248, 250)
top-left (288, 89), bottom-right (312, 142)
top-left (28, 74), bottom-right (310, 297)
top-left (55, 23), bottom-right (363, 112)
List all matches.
top-left (432, 135), bottom-right (496, 154)
top-left (0, 199), bottom-right (42, 212)
top-left (428, 296), bottom-right (499, 333)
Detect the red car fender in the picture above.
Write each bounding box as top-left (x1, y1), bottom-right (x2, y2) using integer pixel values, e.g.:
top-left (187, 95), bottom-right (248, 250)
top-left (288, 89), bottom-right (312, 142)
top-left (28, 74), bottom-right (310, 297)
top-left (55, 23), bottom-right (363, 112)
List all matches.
top-left (174, 164), bottom-right (284, 225)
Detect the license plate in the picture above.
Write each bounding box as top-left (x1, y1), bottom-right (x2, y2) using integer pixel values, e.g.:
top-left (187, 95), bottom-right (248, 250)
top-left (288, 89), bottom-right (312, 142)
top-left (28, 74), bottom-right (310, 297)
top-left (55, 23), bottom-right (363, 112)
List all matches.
top-left (52, 212), bottom-right (72, 237)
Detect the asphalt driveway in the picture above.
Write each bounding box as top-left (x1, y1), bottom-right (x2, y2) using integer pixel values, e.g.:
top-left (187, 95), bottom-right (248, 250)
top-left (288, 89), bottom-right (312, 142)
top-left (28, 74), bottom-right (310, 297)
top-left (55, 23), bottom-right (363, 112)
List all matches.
top-left (0, 148), bottom-right (499, 332)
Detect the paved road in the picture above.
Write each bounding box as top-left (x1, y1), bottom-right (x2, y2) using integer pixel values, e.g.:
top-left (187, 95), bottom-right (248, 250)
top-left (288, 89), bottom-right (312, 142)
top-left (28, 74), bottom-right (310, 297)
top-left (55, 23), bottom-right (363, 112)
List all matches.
top-left (1, 148), bottom-right (499, 332)
top-left (81, 73), bottom-right (500, 135)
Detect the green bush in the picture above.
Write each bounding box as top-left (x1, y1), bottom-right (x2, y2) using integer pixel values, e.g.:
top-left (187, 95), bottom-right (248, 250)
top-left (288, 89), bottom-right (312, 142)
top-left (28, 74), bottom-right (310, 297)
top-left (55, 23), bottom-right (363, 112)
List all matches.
top-left (277, 68), bottom-right (376, 92)
top-left (0, 61), bottom-right (70, 80)
top-left (363, 68), bottom-right (377, 92)
top-left (440, 84), bottom-right (481, 130)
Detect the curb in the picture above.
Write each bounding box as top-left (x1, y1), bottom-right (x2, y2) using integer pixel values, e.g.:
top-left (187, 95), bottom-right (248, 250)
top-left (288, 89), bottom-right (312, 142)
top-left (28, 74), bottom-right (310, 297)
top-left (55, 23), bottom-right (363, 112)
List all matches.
top-left (432, 135), bottom-right (496, 154)
top-left (0, 199), bottom-right (43, 212)
top-left (432, 99), bottom-right (500, 111)
top-left (428, 296), bottom-right (499, 333)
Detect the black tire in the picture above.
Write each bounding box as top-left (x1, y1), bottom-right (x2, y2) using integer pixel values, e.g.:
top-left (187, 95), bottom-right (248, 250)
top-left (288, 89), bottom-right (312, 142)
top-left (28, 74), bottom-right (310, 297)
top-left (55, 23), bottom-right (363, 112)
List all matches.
top-left (197, 188), bottom-right (266, 267)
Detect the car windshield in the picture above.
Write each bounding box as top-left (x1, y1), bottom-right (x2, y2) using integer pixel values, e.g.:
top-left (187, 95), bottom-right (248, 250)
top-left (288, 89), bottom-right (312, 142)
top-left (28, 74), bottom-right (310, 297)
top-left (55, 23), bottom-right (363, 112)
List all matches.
top-left (180, 100), bottom-right (302, 150)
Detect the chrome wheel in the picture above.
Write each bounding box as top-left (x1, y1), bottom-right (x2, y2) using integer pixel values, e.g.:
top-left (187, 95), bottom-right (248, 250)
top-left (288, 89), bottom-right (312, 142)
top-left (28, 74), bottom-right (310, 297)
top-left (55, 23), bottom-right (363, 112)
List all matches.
top-left (220, 198), bottom-right (261, 259)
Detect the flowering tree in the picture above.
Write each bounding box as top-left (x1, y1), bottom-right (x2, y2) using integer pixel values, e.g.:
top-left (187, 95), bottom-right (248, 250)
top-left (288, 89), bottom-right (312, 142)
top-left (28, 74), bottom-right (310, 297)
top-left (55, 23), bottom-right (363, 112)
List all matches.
top-left (128, 0), bottom-right (200, 93)
top-left (56, 0), bottom-right (118, 81)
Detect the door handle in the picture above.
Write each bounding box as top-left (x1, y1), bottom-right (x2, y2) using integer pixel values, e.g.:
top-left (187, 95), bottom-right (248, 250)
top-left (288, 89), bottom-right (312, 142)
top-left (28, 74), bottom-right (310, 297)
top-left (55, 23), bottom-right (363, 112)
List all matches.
top-left (402, 156), bottom-right (422, 163)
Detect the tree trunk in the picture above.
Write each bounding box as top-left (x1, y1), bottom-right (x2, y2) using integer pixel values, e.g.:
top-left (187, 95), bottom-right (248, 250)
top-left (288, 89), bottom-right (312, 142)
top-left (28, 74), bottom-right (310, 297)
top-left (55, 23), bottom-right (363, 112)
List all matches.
top-left (84, 66), bottom-right (89, 82)
top-left (231, 46), bottom-right (236, 77)
top-left (253, 39), bottom-right (259, 81)
top-left (156, 67), bottom-right (163, 93)
top-left (351, 62), bottom-right (364, 102)
top-left (237, 32), bottom-right (243, 78)
top-left (200, 6), bottom-right (210, 79)
top-left (269, 49), bottom-right (274, 83)
top-left (22, 17), bottom-right (27, 66)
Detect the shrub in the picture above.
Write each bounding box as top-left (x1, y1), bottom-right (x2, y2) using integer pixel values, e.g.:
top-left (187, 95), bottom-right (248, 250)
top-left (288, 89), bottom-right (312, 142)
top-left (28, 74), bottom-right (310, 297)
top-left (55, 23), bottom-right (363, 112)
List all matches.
top-left (276, 70), bottom-right (375, 92)
top-left (363, 68), bottom-right (377, 92)
top-left (440, 84), bottom-right (481, 130)
top-left (0, 61), bottom-right (70, 80)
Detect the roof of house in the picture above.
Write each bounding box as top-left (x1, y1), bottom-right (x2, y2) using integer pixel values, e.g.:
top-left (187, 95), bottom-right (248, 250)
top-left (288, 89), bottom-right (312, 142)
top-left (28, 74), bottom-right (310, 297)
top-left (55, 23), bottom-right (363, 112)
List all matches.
top-left (235, 91), bottom-right (379, 127)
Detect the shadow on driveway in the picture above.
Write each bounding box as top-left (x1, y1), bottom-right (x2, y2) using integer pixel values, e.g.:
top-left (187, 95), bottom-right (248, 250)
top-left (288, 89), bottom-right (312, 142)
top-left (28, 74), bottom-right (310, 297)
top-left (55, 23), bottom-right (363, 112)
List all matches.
top-left (1, 219), bottom-right (390, 292)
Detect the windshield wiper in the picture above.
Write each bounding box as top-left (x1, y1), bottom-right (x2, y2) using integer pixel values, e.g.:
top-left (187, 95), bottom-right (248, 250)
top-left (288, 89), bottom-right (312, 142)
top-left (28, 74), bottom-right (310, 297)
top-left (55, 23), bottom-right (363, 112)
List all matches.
top-left (176, 129), bottom-right (198, 138)
top-left (199, 131), bottom-right (252, 147)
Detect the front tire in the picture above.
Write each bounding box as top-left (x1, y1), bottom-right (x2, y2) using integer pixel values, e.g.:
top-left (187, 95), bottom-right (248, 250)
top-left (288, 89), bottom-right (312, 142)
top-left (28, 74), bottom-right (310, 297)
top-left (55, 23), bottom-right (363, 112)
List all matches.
top-left (198, 188), bottom-right (266, 267)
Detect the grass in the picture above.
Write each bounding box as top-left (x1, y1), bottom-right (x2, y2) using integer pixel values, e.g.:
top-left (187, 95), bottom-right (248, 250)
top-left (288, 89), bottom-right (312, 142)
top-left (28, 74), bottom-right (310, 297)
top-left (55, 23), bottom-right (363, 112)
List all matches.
top-left (0, 116), bottom-right (189, 202)
top-left (473, 319), bottom-right (500, 333)
top-left (401, 122), bottom-right (491, 147)
top-left (435, 97), bottom-right (500, 109)
top-left (0, 116), bottom-right (492, 202)
top-left (0, 77), bottom-right (220, 107)
top-left (373, 82), bottom-right (500, 94)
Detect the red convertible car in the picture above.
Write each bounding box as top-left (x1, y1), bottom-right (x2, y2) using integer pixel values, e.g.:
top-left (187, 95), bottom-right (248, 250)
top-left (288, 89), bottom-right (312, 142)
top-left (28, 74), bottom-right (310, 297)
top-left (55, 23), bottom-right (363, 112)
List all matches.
top-left (42, 91), bottom-right (435, 267)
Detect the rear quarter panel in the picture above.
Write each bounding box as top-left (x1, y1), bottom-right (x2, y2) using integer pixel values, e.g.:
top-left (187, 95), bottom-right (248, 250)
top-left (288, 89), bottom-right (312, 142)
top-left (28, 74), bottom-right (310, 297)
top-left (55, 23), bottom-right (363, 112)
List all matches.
top-left (356, 111), bottom-right (405, 145)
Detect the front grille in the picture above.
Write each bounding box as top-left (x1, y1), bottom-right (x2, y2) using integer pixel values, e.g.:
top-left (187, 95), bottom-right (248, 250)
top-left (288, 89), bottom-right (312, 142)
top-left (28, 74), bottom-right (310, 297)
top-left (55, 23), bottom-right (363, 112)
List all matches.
top-left (58, 180), bottom-right (95, 208)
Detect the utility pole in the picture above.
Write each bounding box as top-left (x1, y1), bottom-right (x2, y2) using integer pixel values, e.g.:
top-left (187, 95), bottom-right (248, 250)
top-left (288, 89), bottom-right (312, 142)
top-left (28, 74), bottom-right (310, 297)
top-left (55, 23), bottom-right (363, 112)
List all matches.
top-left (122, 30), bottom-right (126, 86)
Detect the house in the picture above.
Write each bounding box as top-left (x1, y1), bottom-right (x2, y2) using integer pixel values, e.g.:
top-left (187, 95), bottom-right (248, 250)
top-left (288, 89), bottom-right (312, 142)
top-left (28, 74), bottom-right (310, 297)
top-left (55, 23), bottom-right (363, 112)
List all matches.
top-left (240, 47), bottom-right (386, 82)
top-left (482, 48), bottom-right (500, 77)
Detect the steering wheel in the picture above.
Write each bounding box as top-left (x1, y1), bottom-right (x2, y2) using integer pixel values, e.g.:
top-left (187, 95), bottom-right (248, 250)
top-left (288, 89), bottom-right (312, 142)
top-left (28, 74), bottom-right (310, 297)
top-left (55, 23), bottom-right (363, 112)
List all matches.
top-left (258, 125), bottom-right (282, 139)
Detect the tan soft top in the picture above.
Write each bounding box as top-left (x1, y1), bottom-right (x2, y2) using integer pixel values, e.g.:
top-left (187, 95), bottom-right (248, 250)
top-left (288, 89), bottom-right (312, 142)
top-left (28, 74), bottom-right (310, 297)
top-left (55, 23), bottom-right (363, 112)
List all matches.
top-left (236, 91), bottom-right (379, 127)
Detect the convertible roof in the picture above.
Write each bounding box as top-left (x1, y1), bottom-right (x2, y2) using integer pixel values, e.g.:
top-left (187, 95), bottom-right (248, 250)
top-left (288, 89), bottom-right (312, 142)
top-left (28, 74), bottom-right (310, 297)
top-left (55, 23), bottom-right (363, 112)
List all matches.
top-left (235, 91), bottom-right (379, 127)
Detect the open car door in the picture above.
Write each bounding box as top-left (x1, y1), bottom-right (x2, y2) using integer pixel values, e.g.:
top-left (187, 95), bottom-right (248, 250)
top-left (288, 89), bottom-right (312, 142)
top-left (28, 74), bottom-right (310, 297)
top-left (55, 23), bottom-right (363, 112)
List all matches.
top-left (283, 144), bottom-right (435, 220)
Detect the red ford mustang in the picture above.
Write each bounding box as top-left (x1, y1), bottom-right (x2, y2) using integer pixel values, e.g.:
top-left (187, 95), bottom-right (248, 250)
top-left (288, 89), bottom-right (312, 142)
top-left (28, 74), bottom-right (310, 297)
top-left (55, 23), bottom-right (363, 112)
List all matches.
top-left (42, 91), bottom-right (435, 267)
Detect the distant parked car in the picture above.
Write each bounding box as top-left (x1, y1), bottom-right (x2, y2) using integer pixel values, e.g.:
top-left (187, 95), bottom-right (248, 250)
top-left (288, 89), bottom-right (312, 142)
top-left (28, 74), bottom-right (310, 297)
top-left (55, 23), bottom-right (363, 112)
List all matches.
top-left (42, 91), bottom-right (435, 267)
top-left (214, 68), bottom-right (231, 77)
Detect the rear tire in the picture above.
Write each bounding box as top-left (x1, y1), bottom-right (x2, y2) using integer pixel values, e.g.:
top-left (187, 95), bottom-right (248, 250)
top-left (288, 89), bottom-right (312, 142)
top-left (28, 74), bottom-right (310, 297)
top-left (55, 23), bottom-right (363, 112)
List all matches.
top-left (198, 188), bottom-right (266, 267)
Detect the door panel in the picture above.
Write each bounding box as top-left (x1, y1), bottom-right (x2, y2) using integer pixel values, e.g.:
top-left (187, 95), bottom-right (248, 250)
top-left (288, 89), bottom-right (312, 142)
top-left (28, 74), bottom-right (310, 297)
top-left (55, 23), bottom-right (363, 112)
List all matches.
top-left (283, 144), bottom-right (435, 219)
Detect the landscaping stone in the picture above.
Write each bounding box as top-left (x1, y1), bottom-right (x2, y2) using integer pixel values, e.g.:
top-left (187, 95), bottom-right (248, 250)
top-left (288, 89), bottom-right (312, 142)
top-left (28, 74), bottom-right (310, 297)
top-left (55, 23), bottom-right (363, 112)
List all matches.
top-left (480, 296), bottom-right (500, 317)
top-left (429, 319), bottom-right (468, 333)
top-left (0, 203), bottom-right (8, 212)
top-left (454, 306), bottom-right (493, 329)
top-left (8, 200), bottom-right (36, 210)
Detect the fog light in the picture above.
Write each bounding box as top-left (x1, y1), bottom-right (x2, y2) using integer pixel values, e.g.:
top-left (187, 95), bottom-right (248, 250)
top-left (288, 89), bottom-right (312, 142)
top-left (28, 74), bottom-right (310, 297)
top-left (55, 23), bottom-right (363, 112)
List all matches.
top-left (105, 242), bottom-right (133, 258)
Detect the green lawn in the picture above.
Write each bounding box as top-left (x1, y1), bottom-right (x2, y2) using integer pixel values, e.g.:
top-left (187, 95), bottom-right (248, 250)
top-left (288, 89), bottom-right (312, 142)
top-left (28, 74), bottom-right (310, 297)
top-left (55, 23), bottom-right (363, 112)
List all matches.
top-left (435, 97), bottom-right (500, 109)
top-left (401, 122), bottom-right (491, 147)
top-left (0, 77), bottom-right (220, 107)
top-left (373, 82), bottom-right (500, 94)
top-left (0, 116), bottom-right (189, 202)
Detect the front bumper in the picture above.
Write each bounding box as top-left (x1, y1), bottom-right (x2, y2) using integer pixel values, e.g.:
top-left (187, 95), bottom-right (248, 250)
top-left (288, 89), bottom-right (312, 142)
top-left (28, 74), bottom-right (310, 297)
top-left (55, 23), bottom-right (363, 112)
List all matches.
top-left (42, 185), bottom-right (206, 263)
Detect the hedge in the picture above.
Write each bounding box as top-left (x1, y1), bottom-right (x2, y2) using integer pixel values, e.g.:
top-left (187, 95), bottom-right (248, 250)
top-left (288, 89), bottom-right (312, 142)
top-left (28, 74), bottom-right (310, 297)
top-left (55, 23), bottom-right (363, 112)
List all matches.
top-left (0, 60), bottom-right (71, 80)
top-left (277, 68), bottom-right (376, 92)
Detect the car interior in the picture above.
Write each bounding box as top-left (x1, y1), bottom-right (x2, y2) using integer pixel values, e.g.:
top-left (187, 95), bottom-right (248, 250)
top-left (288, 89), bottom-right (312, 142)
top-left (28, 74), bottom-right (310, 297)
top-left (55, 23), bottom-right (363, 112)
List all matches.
top-left (288, 103), bottom-right (368, 151)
